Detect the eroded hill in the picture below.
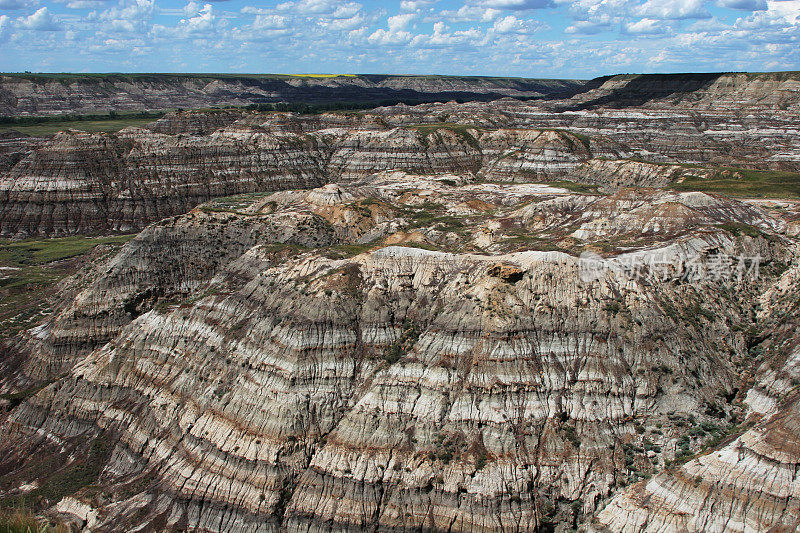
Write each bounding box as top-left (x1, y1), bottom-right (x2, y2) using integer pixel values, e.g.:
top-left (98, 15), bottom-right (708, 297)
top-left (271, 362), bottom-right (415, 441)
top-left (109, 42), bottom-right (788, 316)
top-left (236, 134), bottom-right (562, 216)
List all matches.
top-left (1, 73), bottom-right (800, 532)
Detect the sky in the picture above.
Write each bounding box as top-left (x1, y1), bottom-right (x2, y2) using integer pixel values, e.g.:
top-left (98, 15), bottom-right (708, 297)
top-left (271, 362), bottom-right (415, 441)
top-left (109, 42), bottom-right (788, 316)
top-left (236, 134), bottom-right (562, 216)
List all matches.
top-left (0, 0), bottom-right (799, 78)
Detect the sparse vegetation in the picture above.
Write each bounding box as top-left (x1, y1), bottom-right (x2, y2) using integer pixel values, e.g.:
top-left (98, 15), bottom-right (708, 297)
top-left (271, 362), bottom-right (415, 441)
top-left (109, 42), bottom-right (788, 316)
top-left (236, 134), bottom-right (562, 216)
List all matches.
top-left (383, 319), bottom-right (421, 364)
top-left (0, 235), bottom-right (135, 338)
top-left (671, 168), bottom-right (800, 198)
top-left (406, 123), bottom-right (482, 150)
top-left (0, 507), bottom-right (69, 533)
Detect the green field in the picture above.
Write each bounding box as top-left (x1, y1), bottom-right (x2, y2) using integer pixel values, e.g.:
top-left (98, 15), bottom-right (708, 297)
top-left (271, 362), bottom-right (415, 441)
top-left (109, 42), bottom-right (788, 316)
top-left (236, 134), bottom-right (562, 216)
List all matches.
top-left (671, 168), bottom-right (800, 198)
top-left (0, 234), bottom-right (135, 266)
top-left (0, 235), bottom-right (135, 338)
top-left (0, 117), bottom-right (158, 136)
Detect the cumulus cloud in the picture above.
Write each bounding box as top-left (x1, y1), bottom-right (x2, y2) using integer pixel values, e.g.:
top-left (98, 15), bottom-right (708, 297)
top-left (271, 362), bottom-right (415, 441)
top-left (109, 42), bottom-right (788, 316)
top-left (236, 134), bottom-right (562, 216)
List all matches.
top-left (437, 5), bottom-right (501, 22)
top-left (565, 19), bottom-right (611, 33)
top-left (624, 17), bottom-right (669, 34)
top-left (387, 12), bottom-right (416, 30)
top-left (277, 0), bottom-right (347, 15)
top-left (368, 13), bottom-right (416, 44)
top-left (409, 21), bottom-right (482, 47)
top-left (400, 0), bottom-right (436, 10)
top-left (564, 0), bottom-right (628, 31)
top-left (0, 14), bottom-right (10, 39)
top-left (468, 0), bottom-right (554, 9)
top-left (177, 3), bottom-right (217, 34)
top-left (19, 7), bottom-right (61, 30)
top-left (91, 0), bottom-right (153, 33)
top-left (768, 0), bottom-right (800, 23)
top-left (491, 13), bottom-right (547, 32)
top-left (62, 0), bottom-right (105, 8)
top-left (321, 12), bottom-right (364, 30)
top-left (636, 0), bottom-right (710, 19)
top-left (4, 0), bottom-right (800, 79)
top-left (251, 13), bottom-right (287, 30)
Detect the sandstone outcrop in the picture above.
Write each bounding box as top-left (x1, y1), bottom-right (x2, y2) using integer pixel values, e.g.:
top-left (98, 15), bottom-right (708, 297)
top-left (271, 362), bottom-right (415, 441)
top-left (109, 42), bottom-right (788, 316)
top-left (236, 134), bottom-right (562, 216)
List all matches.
top-left (4, 71), bottom-right (800, 238)
top-left (1, 175), bottom-right (795, 532)
top-left (0, 74), bottom-right (582, 117)
top-left (0, 118), bottom-right (616, 237)
top-left (3, 72), bottom-right (800, 532)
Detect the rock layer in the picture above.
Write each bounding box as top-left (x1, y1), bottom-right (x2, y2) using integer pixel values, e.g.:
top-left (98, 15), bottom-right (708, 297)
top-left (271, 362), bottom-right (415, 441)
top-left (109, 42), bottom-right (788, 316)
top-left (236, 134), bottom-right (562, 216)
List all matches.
top-left (0, 74), bottom-right (582, 117)
top-left (1, 177), bottom-right (794, 532)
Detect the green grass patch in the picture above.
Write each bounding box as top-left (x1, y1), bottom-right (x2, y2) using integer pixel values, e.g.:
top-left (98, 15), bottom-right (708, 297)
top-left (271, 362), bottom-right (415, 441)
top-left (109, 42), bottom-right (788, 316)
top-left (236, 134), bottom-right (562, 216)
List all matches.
top-left (0, 507), bottom-right (69, 533)
top-left (0, 118), bottom-right (158, 136)
top-left (547, 180), bottom-right (600, 194)
top-left (716, 222), bottom-right (763, 238)
top-left (0, 235), bottom-right (135, 267)
top-left (324, 242), bottom-right (377, 258)
top-left (399, 202), bottom-right (470, 233)
top-left (0, 433), bottom-right (113, 515)
top-left (546, 129), bottom-right (592, 152)
top-left (670, 168), bottom-right (800, 198)
top-left (0, 235), bottom-right (134, 338)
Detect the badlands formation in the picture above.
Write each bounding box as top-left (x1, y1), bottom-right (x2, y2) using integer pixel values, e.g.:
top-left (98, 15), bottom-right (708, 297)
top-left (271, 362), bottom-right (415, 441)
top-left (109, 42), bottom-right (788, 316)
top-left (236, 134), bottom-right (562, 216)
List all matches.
top-left (0, 72), bottom-right (800, 532)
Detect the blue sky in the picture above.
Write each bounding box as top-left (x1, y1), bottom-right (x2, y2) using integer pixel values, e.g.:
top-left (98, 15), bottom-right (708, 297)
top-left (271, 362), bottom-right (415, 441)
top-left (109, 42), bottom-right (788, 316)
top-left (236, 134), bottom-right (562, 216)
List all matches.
top-left (1, 0), bottom-right (799, 78)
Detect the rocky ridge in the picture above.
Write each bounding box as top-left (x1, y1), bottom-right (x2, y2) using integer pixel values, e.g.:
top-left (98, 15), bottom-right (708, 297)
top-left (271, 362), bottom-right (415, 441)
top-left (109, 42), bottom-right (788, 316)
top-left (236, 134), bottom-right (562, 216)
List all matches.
top-left (0, 114), bottom-right (639, 237)
top-left (0, 74), bottom-right (582, 117)
top-left (3, 72), bottom-right (800, 532)
top-left (1, 172), bottom-right (798, 532)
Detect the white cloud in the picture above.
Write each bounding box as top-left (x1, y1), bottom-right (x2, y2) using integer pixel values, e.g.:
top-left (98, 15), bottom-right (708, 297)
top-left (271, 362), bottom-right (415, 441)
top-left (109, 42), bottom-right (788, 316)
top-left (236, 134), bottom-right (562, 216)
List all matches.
top-left (410, 21), bottom-right (483, 47)
top-left (245, 13), bottom-right (287, 30)
top-left (367, 13), bottom-right (416, 44)
top-left (91, 0), bottom-right (154, 33)
top-left (565, 19), bottom-right (611, 33)
top-left (564, 0), bottom-right (628, 31)
top-left (332, 3), bottom-right (361, 18)
top-left (241, 6), bottom-right (273, 15)
top-left (367, 15), bottom-right (417, 45)
top-left (636, 0), bottom-right (710, 19)
top-left (388, 12), bottom-right (416, 30)
top-left (63, 0), bottom-right (105, 8)
top-left (276, 0), bottom-right (349, 15)
top-left (178, 3), bottom-right (216, 33)
top-left (767, 0), bottom-right (800, 23)
top-left (468, 0), bottom-right (554, 9)
top-left (400, 0), bottom-right (436, 10)
top-left (19, 7), bottom-right (61, 30)
top-left (437, 5), bottom-right (502, 22)
top-left (368, 27), bottom-right (412, 44)
top-left (492, 14), bottom-right (546, 32)
top-left (0, 14), bottom-right (10, 39)
top-left (321, 13), bottom-right (364, 30)
top-left (624, 17), bottom-right (668, 33)
top-left (718, 0), bottom-right (768, 10)
top-left (184, 1), bottom-right (202, 17)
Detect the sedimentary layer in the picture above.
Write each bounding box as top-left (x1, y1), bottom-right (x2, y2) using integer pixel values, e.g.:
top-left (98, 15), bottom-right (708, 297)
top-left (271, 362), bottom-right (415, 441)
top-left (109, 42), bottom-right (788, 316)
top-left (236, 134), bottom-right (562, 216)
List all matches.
top-left (1, 177), bottom-right (794, 531)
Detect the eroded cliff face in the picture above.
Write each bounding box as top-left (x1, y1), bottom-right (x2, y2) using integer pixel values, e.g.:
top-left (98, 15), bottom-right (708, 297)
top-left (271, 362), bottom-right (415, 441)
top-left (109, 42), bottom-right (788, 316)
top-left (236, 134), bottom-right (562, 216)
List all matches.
top-left (6, 73), bottom-right (800, 239)
top-left (1, 173), bottom-right (796, 532)
top-left (5, 72), bottom-right (800, 238)
top-left (3, 73), bottom-right (800, 533)
top-left (591, 257), bottom-right (800, 533)
top-left (0, 74), bottom-right (582, 117)
top-left (0, 115), bottom-right (635, 237)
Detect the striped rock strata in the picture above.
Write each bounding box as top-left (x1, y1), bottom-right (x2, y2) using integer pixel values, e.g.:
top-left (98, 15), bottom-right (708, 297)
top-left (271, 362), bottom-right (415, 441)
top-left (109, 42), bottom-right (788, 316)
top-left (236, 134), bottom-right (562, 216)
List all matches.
top-left (0, 178), bottom-right (795, 531)
top-left (0, 114), bottom-right (628, 237)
